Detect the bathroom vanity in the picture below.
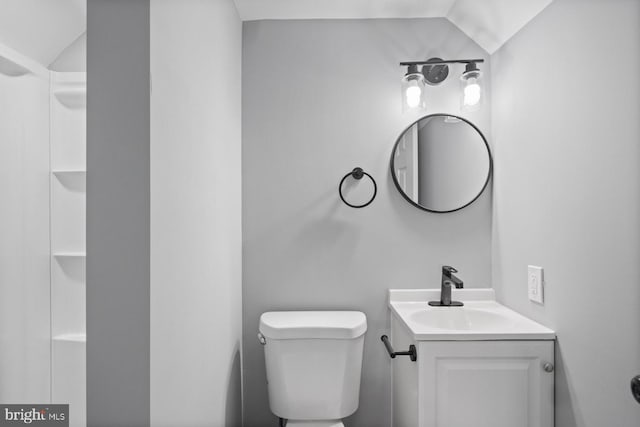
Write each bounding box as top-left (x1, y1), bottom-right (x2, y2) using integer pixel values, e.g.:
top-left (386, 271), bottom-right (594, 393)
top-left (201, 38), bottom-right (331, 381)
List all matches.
top-left (387, 289), bottom-right (555, 427)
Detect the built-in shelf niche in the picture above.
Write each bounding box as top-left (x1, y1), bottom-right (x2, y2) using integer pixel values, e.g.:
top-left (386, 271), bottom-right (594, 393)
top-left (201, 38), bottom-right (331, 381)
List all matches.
top-left (50, 71), bottom-right (86, 427)
top-left (51, 73), bottom-right (86, 173)
top-left (51, 337), bottom-right (85, 426)
top-left (51, 177), bottom-right (85, 253)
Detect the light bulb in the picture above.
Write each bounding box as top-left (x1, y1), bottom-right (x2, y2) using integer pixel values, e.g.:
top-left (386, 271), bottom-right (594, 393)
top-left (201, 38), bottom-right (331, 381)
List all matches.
top-left (463, 77), bottom-right (481, 106)
top-left (405, 83), bottom-right (422, 108)
top-left (460, 63), bottom-right (483, 112)
top-left (401, 65), bottom-right (426, 112)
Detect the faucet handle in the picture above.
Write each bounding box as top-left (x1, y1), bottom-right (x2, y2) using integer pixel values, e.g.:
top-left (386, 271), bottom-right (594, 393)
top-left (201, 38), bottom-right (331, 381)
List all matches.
top-left (442, 265), bottom-right (458, 275)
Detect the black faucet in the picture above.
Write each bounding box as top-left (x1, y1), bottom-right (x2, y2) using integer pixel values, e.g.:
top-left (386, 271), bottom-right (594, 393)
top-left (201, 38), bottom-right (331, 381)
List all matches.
top-left (428, 266), bottom-right (464, 307)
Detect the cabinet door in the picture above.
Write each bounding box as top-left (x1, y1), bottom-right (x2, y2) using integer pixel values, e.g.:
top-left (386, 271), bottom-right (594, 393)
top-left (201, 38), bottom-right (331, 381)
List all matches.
top-left (418, 340), bottom-right (554, 427)
top-left (391, 315), bottom-right (419, 427)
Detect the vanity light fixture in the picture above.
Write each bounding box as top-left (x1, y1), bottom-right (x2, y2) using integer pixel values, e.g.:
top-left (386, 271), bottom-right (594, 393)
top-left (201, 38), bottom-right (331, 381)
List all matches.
top-left (399, 58), bottom-right (485, 112)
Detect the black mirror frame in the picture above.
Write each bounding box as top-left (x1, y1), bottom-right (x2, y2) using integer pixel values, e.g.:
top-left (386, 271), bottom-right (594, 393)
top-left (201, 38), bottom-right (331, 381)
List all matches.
top-left (390, 113), bottom-right (493, 214)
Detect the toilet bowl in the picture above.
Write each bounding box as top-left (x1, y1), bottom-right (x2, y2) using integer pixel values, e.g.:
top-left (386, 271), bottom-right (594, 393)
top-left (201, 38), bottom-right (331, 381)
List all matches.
top-left (259, 311), bottom-right (367, 426)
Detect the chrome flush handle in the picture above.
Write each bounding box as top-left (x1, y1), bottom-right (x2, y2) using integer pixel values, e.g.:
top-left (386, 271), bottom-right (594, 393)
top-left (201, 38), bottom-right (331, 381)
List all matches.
top-left (257, 332), bottom-right (266, 345)
top-left (631, 375), bottom-right (640, 404)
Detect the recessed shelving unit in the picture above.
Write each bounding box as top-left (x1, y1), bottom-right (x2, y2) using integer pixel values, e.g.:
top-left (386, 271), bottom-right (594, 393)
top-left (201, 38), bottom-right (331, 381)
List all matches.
top-left (50, 71), bottom-right (86, 427)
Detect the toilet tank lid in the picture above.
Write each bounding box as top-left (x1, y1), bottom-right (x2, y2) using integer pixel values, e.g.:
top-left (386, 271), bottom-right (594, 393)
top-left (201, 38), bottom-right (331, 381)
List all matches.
top-left (259, 311), bottom-right (367, 340)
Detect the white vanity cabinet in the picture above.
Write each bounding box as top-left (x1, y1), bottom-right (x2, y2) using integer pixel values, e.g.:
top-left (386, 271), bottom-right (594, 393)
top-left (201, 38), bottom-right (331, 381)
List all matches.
top-left (391, 317), bottom-right (554, 427)
top-left (388, 289), bottom-right (556, 427)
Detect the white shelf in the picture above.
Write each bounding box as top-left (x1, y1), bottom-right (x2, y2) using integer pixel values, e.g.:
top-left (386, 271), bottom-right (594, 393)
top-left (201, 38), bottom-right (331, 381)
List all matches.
top-left (53, 333), bottom-right (86, 343)
top-left (53, 170), bottom-right (86, 176)
top-left (53, 252), bottom-right (86, 258)
top-left (0, 55), bottom-right (29, 77)
top-left (53, 88), bottom-right (86, 109)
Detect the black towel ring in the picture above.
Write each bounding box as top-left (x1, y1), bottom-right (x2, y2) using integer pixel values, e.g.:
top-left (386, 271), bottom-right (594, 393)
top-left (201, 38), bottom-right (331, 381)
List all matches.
top-left (339, 167), bottom-right (377, 208)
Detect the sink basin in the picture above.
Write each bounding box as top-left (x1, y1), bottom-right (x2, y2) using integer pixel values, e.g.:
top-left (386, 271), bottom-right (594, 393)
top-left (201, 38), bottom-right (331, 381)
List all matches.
top-left (389, 288), bottom-right (555, 340)
top-left (408, 307), bottom-right (512, 331)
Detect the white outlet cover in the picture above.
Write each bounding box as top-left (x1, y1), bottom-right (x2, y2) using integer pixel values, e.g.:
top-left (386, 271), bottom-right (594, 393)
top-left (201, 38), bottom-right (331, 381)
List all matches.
top-left (528, 265), bottom-right (544, 304)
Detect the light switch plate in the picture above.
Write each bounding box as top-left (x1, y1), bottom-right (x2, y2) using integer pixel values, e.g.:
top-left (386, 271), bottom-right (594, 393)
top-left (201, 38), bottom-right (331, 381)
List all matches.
top-left (528, 265), bottom-right (544, 304)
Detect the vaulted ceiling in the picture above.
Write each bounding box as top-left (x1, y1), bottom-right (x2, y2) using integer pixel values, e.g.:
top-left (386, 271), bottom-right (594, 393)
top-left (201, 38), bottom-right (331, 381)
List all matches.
top-left (0, 0), bottom-right (85, 66)
top-left (0, 0), bottom-right (553, 66)
top-left (233, 0), bottom-right (554, 53)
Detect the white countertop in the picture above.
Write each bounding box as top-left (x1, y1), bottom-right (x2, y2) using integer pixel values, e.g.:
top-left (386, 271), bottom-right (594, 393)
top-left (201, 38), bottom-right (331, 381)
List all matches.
top-left (389, 289), bottom-right (555, 341)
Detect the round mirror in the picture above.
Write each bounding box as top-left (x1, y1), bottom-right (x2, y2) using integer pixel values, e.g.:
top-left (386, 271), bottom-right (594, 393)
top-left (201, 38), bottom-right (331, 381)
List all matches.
top-left (390, 114), bottom-right (492, 213)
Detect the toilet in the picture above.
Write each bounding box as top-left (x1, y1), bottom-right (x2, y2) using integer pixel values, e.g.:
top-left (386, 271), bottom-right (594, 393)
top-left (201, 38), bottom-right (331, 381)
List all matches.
top-left (259, 311), bottom-right (367, 427)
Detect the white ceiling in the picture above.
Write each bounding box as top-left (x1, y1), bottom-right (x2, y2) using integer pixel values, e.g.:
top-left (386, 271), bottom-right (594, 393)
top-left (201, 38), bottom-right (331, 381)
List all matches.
top-left (0, 0), bottom-right (86, 66)
top-left (0, 1), bottom-right (552, 65)
top-left (447, 0), bottom-right (553, 53)
top-left (233, 0), bottom-right (554, 53)
top-left (234, 0), bottom-right (458, 20)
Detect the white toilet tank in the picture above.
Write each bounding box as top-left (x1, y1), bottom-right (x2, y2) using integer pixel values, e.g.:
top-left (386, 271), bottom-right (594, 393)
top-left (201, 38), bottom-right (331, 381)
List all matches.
top-left (259, 311), bottom-right (367, 421)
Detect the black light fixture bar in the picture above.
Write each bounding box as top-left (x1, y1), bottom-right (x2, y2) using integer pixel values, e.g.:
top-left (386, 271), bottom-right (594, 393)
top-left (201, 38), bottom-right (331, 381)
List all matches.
top-left (399, 58), bottom-right (485, 67)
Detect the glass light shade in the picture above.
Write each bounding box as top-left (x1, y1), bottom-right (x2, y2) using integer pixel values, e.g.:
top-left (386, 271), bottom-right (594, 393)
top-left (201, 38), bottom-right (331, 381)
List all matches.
top-left (402, 71), bottom-right (426, 112)
top-left (460, 69), bottom-right (483, 112)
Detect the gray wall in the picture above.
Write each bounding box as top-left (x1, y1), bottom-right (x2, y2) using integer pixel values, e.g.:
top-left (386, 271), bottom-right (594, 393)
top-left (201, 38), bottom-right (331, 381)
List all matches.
top-left (150, 0), bottom-right (243, 426)
top-left (491, 0), bottom-right (640, 426)
top-left (242, 18), bottom-right (492, 427)
top-left (87, 1), bottom-right (150, 426)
